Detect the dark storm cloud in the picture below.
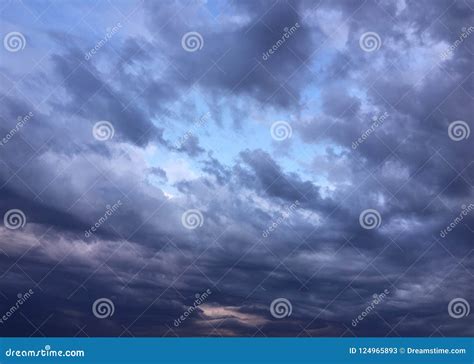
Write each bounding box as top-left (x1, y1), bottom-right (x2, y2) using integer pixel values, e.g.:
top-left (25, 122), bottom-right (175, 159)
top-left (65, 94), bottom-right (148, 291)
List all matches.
top-left (51, 50), bottom-right (167, 147)
top-left (291, 0), bottom-right (474, 212)
top-left (0, 0), bottom-right (472, 338)
top-left (237, 149), bottom-right (335, 213)
top-left (201, 152), bottom-right (231, 185)
top-left (321, 85), bottom-right (361, 119)
top-left (176, 135), bottom-right (205, 157)
top-left (143, 0), bottom-right (317, 108)
top-left (148, 166), bottom-right (168, 181)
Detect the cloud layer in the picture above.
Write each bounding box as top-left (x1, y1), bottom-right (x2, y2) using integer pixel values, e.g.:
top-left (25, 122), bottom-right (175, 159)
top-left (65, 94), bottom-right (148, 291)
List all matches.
top-left (0, 0), bottom-right (473, 337)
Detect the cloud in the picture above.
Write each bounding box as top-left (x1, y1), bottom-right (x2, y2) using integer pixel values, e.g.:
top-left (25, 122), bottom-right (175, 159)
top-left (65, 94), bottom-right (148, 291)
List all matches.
top-left (0, 0), bottom-right (472, 338)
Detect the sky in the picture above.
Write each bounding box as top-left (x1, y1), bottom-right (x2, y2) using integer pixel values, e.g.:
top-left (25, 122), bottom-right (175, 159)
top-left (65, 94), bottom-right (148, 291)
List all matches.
top-left (0, 0), bottom-right (473, 337)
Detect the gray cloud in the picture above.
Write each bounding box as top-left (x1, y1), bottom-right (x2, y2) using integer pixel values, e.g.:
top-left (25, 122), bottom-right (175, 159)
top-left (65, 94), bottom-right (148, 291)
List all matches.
top-left (0, 0), bottom-right (472, 338)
